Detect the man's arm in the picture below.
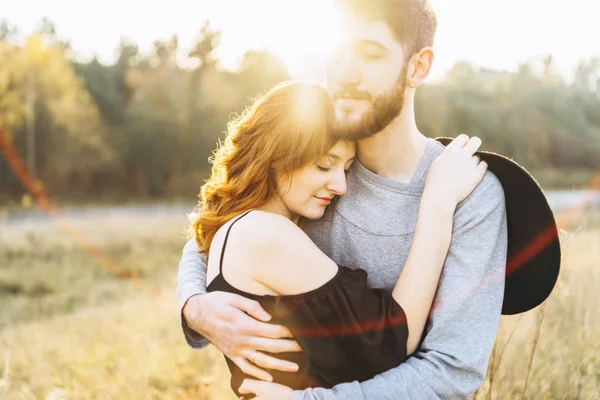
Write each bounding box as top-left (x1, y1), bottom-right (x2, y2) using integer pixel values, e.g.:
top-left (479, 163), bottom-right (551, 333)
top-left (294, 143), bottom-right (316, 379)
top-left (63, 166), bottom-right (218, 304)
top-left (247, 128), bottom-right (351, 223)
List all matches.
top-left (177, 234), bottom-right (303, 380)
top-left (177, 238), bottom-right (211, 349)
top-left (292, 172), bottom-right (508, 400)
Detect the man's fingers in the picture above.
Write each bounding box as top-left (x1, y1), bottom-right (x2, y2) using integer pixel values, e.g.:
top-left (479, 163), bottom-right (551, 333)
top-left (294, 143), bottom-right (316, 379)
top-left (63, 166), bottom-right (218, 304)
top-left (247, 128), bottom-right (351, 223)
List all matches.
top-left (248, 337), bottom-right (302, 353)
top-left (230, 296), bottom-right (272, 322)
top-left (234, 357), bottom-right (273, 382)
top-left (256, 353), bottom-right (299, 372)
top-left (242, 349), bottom-right (299, 372)
top-left (463, 136), bottom-right (482, 155)
top-left (244, 319), bottom-right (294, 339)
top-left (230, 308), bottom-right (293, 339)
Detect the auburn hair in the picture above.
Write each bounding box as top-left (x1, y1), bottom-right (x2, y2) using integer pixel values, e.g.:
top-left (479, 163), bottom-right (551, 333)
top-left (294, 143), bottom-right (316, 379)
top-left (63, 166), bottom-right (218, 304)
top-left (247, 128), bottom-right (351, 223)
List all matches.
top-left (190, 81), bottom-right (336, 255)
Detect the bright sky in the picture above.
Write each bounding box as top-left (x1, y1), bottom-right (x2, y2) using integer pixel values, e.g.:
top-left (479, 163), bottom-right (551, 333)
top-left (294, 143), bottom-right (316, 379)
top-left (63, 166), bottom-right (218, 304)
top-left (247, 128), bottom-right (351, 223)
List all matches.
top-left (4, 0), bottom-right (600, 81)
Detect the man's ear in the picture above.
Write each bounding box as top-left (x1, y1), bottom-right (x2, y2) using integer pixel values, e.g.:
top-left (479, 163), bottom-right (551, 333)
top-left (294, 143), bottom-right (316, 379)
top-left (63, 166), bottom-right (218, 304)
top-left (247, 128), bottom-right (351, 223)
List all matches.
top-left (406, 47), bottom-right (435, 88)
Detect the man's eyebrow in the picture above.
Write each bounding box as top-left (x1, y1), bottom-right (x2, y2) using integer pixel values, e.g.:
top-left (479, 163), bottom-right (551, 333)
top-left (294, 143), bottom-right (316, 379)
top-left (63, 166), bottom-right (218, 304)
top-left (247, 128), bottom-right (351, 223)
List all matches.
top-left (356, 40), bottom-right (387, 51)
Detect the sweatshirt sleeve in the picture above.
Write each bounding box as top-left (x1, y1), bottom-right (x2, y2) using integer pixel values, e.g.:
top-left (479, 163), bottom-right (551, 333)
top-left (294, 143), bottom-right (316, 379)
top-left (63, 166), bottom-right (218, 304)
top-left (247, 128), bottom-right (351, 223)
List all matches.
top-left (177, 238), bottom-right (210, 349)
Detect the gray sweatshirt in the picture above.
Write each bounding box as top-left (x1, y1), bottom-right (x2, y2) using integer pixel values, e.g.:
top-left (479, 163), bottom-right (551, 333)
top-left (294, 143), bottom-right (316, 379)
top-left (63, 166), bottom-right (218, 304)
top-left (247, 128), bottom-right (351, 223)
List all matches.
top-left (177, 138), bottom-right (508, 400)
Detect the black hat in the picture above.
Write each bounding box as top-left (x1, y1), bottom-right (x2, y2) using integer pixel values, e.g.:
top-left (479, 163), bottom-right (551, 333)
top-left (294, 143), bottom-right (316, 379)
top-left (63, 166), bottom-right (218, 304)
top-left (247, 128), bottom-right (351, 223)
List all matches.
top-left (435, 137), bottom-right (561, 315)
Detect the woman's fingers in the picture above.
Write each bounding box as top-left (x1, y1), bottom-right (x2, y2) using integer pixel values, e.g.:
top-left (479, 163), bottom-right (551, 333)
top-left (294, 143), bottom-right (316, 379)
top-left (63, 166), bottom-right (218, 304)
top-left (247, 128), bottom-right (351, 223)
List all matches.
top-left (478, 160), bottom-right (488, 177)
top-left (463, 136), bottom-right (482, 155)
top-left (447, 133), bottom-right (469, 150)
top-left (238, 379), bottom-right (293, 398)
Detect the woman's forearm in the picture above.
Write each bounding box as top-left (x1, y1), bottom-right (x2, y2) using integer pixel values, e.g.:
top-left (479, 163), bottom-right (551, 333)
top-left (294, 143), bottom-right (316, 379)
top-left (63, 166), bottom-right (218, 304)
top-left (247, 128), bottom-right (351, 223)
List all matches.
top-left (392, 194), bottom-right (455, 354)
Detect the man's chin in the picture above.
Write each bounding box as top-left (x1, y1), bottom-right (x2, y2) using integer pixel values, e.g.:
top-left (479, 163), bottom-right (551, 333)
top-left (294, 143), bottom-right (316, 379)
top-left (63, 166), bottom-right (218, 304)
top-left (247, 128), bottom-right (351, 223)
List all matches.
top-left (333, 124), bottom-right (366, 141)
top-left (335, 110), bottom-right (366, 126)
top-left (336, 103), bottom-right (370, 118)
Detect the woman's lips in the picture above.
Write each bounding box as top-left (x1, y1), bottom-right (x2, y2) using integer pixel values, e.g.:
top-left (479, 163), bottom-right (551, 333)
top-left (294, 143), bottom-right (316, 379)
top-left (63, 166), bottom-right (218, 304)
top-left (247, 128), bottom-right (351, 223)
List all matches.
top-left (315, 197), bottom-right (332, 205)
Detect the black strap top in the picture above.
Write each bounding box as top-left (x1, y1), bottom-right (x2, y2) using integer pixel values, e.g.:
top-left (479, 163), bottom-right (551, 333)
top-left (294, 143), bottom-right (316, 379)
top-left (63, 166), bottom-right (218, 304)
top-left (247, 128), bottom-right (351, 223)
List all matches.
top-left (207, 211), bottom-right (409, 397)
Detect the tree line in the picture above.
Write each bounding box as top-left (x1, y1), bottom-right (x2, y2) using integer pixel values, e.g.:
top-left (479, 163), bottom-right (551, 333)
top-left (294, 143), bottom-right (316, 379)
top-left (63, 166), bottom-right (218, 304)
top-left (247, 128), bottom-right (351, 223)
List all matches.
top-left (1, 19), bottom-right (598, 203)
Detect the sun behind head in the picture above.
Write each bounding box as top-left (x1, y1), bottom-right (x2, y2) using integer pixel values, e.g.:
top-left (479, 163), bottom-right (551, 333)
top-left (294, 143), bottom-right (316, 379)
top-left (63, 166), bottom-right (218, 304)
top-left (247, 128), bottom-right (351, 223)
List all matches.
top-left (191, 81), bottom-right (349, 254)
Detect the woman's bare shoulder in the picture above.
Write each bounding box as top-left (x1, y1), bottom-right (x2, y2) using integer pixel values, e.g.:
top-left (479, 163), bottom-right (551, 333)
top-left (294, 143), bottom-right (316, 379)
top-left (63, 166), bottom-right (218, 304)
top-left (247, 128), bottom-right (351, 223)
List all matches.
top-left (237, 210), bottom-right (306, 242)
top-left (223, 211), bottom-right (336, 294)
top-left (212, 210), bottom-right (310, 259)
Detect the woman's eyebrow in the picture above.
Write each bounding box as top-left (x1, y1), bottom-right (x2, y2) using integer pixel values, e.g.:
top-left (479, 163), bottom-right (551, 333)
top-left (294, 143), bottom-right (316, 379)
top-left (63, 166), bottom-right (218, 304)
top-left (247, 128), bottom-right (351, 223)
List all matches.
top-left (329, 153), bottom-right (355, 161)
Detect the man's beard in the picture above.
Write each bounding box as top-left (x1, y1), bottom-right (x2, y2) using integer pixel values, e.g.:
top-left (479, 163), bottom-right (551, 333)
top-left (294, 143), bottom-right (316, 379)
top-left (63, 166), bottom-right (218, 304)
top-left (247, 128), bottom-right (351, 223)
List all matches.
top-left (332, 66), bottom-right (408, 141)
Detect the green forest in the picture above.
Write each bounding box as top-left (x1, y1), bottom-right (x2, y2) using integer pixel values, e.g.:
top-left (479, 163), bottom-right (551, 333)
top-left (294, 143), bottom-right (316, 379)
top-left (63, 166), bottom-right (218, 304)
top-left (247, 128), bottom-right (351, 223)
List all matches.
top-left (1, 19), bottom-right (599, 204)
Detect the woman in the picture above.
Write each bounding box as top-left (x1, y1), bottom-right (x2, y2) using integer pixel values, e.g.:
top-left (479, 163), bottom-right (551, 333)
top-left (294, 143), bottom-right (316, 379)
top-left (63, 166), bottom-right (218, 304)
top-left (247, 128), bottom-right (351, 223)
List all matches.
top-left (190, 81), bottom-right (487, 398)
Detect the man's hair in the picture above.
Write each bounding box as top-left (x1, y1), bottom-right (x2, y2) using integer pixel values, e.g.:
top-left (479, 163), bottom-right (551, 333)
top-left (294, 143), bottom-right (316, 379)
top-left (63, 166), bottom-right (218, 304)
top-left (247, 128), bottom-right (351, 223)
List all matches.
top-left (337, 0), bottom-right (438, 57)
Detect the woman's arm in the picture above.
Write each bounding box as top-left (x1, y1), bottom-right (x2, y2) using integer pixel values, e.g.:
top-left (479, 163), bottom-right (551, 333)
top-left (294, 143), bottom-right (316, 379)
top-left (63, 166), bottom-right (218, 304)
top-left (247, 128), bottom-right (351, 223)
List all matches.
top-left (391, 195), bottom-right (454, 354)
top-left (392, 135), bottom-right (487, 354)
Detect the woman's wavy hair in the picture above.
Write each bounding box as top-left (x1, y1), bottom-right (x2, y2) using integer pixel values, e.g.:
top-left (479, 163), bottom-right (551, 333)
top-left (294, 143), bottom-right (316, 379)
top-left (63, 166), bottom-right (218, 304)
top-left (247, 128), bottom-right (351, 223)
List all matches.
top-left (189, 81), bottom-right (336, 255)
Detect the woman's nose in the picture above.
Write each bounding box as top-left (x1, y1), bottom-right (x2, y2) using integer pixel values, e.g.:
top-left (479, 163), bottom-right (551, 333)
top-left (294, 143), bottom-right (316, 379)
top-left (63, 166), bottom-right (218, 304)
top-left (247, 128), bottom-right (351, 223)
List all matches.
top-left (328, 170), bottom-right (348, 196)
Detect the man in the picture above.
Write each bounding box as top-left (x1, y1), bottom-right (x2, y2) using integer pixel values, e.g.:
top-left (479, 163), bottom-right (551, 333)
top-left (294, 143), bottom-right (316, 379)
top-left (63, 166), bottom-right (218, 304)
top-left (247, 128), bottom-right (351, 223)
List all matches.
top-left (177, 0), bottom-right (508, 398)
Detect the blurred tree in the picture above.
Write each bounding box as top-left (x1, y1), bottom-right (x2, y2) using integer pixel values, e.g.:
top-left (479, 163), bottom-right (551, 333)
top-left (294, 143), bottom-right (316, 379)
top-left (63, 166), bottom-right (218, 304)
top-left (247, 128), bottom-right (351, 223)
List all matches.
top-left (2, 19), bottom-right (599, 201)
top-left (180, 22), bottom-right (221, 173)
top-left (574, 57), bottom-right (600, 94)
top-left (0, 29), bottom-right (111, 197)
top-left (417, 58), bottom-right (600, 173)
top-left (0, 41), bottom-right (28, 135)
top-left (0, 20), bottom-right (17, 41)
top-left (121, 36), bottom-right (182, 196)
top-left (189, 21), bottom-right (220, 70)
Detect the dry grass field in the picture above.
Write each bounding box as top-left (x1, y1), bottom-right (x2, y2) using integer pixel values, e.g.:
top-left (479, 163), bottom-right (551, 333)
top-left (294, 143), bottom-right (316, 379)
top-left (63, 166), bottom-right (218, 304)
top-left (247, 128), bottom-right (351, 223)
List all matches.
top-left (0, 208), bottom-right (598, 399)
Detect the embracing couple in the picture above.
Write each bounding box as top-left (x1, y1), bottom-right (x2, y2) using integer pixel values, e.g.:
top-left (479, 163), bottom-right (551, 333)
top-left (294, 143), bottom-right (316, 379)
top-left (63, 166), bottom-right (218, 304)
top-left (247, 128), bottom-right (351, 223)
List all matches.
top-left (177, 1), bottom-right (560, 399)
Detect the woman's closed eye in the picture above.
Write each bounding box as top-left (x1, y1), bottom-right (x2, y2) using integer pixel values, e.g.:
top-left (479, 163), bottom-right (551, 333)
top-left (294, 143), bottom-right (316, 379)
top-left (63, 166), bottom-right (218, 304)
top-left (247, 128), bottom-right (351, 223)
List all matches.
top-left (317, 165), bottom-right (331, 172)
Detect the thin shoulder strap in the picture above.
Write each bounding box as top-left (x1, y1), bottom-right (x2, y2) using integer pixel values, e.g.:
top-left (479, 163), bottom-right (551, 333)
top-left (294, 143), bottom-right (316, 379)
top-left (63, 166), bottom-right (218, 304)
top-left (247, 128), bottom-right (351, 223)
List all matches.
top-left (219, 210), bottom-right (254, 275)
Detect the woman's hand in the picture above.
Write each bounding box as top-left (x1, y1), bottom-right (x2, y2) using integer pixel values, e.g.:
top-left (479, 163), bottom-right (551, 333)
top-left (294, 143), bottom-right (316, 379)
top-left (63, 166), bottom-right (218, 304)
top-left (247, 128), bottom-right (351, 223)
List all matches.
top-left (238, 379), bottom-right (293, 400)
top-left (424, 134), bottom-right (488, 207)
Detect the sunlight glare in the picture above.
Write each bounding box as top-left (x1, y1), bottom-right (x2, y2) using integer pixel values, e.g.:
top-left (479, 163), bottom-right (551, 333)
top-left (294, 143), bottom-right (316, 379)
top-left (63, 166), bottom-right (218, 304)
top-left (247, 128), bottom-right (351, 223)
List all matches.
top-left (256, 0), bottom-right (338, 78)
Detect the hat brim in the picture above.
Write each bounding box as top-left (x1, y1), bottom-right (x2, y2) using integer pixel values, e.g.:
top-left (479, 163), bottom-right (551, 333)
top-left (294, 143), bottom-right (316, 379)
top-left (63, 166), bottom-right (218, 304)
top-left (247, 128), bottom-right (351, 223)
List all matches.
top-left (435, 137), bottom-right (561, 315)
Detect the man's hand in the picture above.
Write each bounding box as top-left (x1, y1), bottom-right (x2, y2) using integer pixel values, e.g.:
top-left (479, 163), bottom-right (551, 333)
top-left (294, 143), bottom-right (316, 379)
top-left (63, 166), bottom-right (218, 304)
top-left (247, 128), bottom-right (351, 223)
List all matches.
top-left (183, 291), bottom-right (302, 381)
top-left (239, 379), bottom-right (293, 400)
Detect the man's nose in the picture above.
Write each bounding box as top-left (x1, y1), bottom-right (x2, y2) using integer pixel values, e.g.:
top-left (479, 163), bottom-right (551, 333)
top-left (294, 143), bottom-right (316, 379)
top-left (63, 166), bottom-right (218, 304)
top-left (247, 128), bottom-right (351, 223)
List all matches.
top-left (335, 54), bottom-right (361, 88)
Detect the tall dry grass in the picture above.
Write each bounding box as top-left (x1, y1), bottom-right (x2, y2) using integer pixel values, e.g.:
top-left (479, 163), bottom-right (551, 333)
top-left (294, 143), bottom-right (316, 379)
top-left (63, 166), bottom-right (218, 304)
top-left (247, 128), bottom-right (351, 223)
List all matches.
top-left (474, 211), bottom-right (600, 399)
top-left (0, 209), bottom-right (598, 399)
top-left (0, 211), bottom-right (237, 399)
